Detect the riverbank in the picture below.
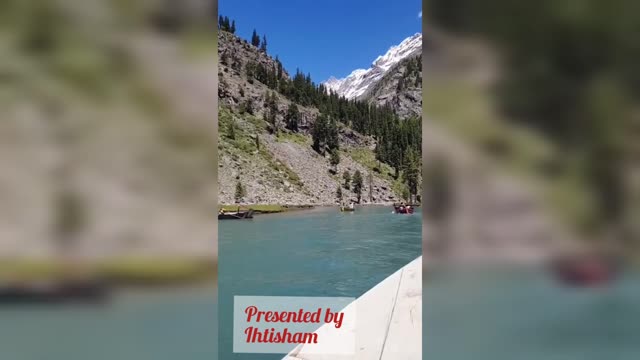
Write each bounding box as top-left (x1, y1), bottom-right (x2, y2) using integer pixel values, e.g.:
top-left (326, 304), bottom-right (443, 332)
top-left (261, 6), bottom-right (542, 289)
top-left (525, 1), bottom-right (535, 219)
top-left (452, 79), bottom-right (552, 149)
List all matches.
top-left (219, 204), bottom-right (314, 214)
top-left (219, 202), bottom-right (413, 215)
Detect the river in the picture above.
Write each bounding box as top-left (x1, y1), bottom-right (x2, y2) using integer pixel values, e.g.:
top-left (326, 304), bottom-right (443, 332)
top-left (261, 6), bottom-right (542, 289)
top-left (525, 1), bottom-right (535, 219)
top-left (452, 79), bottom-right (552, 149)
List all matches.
top-left (218, 205), bottom-right (422, 360)
top-left (0, 206), bottom-right (420, 360)
top-left (424, 266), bottom-right (640, 359)
top-left (0, 286), bottom-right (218, 359)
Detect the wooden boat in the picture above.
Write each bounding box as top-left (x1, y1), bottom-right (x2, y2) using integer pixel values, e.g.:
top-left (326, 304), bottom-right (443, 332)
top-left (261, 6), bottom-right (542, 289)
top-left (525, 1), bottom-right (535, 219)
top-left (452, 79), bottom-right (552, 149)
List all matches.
top-left (340, 206), bottom-right (355, 212)
top-left (218, 209), bottom-right (254, 220)
top-left (549, 254), bottom-right (620, 287)
top-left (0, 279), bottom-right (110, 305)
top-left (393, 205), bottom-right (414, 214)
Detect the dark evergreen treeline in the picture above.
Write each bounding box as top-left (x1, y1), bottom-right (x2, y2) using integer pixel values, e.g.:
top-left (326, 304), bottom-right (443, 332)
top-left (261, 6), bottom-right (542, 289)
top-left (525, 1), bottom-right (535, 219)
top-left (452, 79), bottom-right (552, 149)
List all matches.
top-left (217, 15), bottom-right (235, 34)
top-left (218, 14), bottom-right (267, 52)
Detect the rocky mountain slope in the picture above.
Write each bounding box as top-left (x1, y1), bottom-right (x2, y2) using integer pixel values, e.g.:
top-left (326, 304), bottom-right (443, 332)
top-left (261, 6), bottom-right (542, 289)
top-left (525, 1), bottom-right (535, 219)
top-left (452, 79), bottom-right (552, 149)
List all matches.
top-left (217, 30), bottom-right (407, 205)
top-left (361, 55), bottom-right (422, 119)
top-left (324, 33), bottom-right (422, 100)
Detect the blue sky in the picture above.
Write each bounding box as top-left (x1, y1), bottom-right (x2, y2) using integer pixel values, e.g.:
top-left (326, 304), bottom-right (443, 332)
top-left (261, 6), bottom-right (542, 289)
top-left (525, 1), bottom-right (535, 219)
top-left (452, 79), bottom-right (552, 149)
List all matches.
top-left (219, 0), bottom-right (422, 82)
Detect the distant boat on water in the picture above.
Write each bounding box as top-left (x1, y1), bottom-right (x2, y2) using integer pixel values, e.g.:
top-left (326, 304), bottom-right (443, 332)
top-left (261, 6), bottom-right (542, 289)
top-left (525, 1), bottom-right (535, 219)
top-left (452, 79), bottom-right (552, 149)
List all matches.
top-left (549, 253), bottom-right (621, 287)
top-left (393, 203), bottom-right (415, 214)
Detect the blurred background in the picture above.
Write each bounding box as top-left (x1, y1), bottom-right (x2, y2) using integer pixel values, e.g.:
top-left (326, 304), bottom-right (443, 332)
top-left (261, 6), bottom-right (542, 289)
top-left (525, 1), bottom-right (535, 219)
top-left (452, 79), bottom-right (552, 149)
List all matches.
top-left (422, 0), bottom-right (640, 358)
top-left (0, 0), bottom-right (218, 359)
top-left (4, 0), bottom-right (640, 358)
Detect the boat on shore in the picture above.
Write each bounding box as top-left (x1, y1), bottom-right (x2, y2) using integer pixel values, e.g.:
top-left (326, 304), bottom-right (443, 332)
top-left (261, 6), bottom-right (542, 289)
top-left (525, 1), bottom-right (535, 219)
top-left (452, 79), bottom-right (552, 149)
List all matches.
top-left (218, 209), bottom-right (254, 220)
top-left (0, 279), bottom-right (110, 305)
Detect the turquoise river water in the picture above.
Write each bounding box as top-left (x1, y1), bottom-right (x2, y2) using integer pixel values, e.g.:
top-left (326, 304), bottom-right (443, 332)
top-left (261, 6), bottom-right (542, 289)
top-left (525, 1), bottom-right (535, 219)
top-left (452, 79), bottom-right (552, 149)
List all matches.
top-left (218, 205), bottom-right (422, 360)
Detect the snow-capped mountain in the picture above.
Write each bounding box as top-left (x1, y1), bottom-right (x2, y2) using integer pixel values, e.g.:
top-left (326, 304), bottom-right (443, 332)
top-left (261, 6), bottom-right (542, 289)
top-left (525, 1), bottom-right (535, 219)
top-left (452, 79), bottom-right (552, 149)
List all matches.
top-left (324, 33), bottom-right (422, 100)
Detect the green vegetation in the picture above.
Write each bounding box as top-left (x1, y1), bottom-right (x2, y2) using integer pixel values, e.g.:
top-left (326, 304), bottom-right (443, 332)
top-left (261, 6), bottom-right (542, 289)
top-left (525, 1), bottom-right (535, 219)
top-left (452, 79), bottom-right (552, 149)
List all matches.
top-left (427, 0), bottom-right (640, 242)
top-left (264, 90), bottom-right (279, 132)
top-left (251, 29), bottom-right (260, 47)
top-left (311, 113), bottom-right (339, 155)
top-left (285, 103), bottom-right (300, 131)
top-left (343, 171), bottom-right (351, 190)
top-left (329, 150), bottom-right (341, 171)
top-left (348, 148), bottom-right (408, 198)
top-left (219, 106), bottom-right (258, 155)
top-left (218, 16), bottom-right (236, 34)
top-left (425, 75), bottom-right (596, 233)
top-left (235, 181), bottom-right (246, 203)
top-left (219, 204), bottom-right (314, 213)
top-left (220, 105), bottom-right (304, 189)
top-left (100, 259), bottom-right (215, 285)
top-left (352, 170), bottom-right (364, 203)
top-left (276, 132), bottom-right (309, 145)
top-left (221, 204), bottom-right (283, 212)
top-left (260, 148), bottom-right (304, 188)
top-left (0, 259), bottom-right (216, 284)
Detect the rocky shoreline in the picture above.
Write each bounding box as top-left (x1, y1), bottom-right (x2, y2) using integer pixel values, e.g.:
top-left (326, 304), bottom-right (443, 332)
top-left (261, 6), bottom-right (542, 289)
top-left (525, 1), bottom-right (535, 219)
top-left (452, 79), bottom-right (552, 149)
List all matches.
top-left (219, 202), bottom-right (407, 215)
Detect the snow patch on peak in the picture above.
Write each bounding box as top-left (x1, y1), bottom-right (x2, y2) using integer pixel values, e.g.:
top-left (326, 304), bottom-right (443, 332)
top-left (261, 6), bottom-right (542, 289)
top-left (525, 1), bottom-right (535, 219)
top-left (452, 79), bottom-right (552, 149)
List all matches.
top-left (323, 33), bottom-right (422, 100)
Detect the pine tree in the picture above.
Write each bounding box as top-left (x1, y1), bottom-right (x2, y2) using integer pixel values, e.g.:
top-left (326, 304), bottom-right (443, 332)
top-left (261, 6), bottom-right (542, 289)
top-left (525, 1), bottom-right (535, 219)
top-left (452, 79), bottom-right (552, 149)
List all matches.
top-left (336, 185), bottom-right (343, 202)
top-left (285, 103), bottom-right (300, 131)
top-left (368, 172), bottom-right (373, 203)
top-left (234, 181), bottom-right (246, 204)
top-left (251, 29), bottom-right (260, 47)
top-left (264, 91), bottom-right (278, 130)
top-left (329, 150), bottom-right (340, 174)
top-left (241, 98), bottom-right (254, 115)
top-left (260, 34), bottom-right (268, 52)
top-left (276, 56), bottom-right (283, 79)
top-left (224, 16), bottom-right (230, 31)
top-left (352, 170), bottom-right (363, 203)
top-left (312, 114), bottom-right (328, 154)
top-left (402, 187), bottom-right (410, 202)
top-left (327, 117), bottom-right (339, 151)
top-left (230, 20), bottom-right (236, 34)
top-left (218, 15), bottom-right (224, 30)
top-left (226, 118), bottom-right (236, 140)
top-left (343, 171), bottom-right (351, 190)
